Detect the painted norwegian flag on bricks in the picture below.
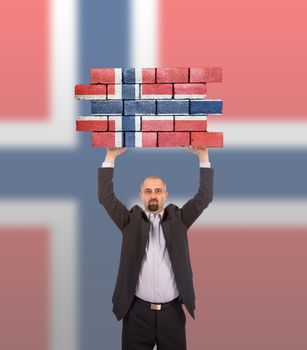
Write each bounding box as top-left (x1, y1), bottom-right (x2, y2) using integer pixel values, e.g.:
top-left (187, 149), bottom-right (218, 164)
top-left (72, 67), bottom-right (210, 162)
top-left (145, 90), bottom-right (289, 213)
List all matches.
top-left (75, 67), bottom-right (224, 148)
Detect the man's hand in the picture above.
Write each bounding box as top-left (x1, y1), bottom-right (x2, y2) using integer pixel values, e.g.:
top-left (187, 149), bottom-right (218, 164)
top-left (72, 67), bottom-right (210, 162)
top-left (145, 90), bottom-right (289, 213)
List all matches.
top-left (186, 146), bottom-right (209, 162)
top-left (104, 147), bottom-right (128, 163)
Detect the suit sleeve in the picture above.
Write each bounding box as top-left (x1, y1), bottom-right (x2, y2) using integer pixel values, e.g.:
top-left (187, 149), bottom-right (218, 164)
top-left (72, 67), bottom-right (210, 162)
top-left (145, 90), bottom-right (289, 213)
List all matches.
top-left (98, 167), bottom-right (130, 231)
top-left (180, 167), bottom-right (214, 229)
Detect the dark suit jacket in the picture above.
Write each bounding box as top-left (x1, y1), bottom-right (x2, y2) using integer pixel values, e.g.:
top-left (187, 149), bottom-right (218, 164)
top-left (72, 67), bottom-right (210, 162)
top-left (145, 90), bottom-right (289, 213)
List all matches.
top-left (98, 166), bottom-right (214, 321)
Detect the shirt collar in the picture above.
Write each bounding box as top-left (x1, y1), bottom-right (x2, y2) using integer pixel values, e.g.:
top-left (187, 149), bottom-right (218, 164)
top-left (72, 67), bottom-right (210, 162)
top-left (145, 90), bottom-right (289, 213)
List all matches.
top-left (145, 208), bottom-right (165, 221)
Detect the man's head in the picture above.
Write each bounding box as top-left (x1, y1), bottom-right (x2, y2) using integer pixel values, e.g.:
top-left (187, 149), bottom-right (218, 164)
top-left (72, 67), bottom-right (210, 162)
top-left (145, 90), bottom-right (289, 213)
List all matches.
top-left (139, 176), bottom-right (168, 214)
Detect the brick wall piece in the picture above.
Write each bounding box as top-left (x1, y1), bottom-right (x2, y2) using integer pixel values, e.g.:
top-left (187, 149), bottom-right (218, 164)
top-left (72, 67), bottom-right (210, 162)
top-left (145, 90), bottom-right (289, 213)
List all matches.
top-left (76, 117), bottom-right (108, 131)
top-left (92, 131), bottom-right (124, 147)
top-left (157, 100), bottom-right (189, 115)
top-left (124, 100), bottom-right (156, 115)
top-left (189, 67), bottom-right (222, 83)
top-left (140, 84), bottom-right (172, 99)
top-left (125, 132), bottom-right (157, 147)
top-left (190, 100), bottom-right (223, 114)
top-left (191, 132), bottom-right (224, 147)
top-left (174, 83), bottom-right (207, 99)
top-left (75, 84), bottom-right (106, 99)
top-left (91, 100), bottom-right (123, 115)
top-left (156, 68), bottom-right (189, 83)
top-left (135, 68), bottom-right (156, 83)
top-left (174, 116), bottom-right (207, 131)
top-left (158, 132), bottom-right (190, 147)
top-left (142, 116), bottom-right (174, 131)
top-left (91, 68), bottom-right (122, 84)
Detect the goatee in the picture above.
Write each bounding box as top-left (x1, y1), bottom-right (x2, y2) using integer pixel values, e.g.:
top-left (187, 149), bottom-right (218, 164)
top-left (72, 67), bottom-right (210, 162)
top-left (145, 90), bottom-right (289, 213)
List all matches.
top-left (148, 200), bottom-right (158, 212)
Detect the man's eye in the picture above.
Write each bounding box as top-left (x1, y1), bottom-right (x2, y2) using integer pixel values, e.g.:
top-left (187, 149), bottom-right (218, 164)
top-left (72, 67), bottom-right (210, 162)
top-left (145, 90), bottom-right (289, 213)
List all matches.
top-left (156, 189), bottom-right (161, 193)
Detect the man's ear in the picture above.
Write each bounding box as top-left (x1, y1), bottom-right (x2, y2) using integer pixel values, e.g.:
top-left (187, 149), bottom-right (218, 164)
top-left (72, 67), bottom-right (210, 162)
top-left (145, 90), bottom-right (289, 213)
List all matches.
top-left (165, 191), bottom-right (169, 200)
top-left (139, 192), bottom-right (142, 201)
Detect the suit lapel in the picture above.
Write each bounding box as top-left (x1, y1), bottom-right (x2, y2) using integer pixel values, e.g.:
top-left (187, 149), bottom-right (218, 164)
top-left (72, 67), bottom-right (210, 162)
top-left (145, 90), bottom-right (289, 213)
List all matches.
top-left (140, 211), bottom-right (150, 254)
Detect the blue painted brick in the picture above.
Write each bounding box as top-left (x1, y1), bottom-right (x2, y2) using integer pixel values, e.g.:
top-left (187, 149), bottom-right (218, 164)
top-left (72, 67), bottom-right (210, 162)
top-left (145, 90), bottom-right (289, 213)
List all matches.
top-left (124, 100), bottom-right (156, 115)
top-left (122, 116), bottom-right (139, 131)
top-left (123, 68), bottom-right (135, 83)
top-left (91, 100), bottom-right (123, 115)
top-left (122, 84), bottom-right (138, 99)
top-left (190, 100), bottom-right (223, 114)
top-left (157, 100), bottom-right (189, 115)
top-left (124, 132), bottom-right (137, 146)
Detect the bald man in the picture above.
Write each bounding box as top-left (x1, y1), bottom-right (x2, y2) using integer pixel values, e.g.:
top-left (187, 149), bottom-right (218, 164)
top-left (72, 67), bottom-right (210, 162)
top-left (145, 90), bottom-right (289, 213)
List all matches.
top-left (98, 147), bottom-right (214, 350)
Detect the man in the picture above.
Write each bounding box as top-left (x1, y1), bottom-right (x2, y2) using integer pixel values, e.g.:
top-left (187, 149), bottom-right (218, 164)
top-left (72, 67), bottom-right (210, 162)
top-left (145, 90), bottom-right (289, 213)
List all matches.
top-left (98, 146), bottom-right (214, 350)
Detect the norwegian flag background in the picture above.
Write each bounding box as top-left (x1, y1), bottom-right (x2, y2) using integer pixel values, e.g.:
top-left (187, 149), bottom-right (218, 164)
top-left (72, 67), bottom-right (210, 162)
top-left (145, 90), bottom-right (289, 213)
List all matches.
top-left (0, 1), bottom-right (306, 350)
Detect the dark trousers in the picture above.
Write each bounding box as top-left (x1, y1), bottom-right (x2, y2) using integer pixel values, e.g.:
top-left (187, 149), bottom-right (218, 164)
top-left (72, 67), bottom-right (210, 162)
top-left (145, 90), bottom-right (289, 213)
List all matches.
top-left (122, 296), bottom-right (187, 350)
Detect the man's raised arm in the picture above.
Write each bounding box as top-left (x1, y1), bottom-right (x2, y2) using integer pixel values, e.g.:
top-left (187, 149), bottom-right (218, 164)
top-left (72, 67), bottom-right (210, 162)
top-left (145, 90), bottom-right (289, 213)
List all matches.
top-left (179, 147), bottom-right (214, 229)
top-left (98, 147), bottom-right (130, 231)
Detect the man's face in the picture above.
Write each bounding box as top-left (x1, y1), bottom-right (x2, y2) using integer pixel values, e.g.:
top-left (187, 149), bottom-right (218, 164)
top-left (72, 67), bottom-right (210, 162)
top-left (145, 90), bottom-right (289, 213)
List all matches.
top-left (139, 178), bottom-right (168, 214)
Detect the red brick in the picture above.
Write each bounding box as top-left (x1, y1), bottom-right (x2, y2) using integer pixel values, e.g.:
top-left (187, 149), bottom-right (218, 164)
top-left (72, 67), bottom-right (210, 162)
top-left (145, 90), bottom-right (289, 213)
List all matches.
top-left (75, 84), bottom-right (106, 99)
top-left (141, 84), bottom-right (172, 98)
top-left (191, 132), bottom-right (224, 147)
top-left (76, 117), bottom-right (108, 131)
top-left (142, 132), bottom-right (157, 147)
top-left (156, 67), bottom-right (188, 83)
top-left (90, 68), bottom-right (122, 84)
top-left (141, 68), bottom-right (156, 83)
top-left (174, 83), bottom-right (206, 99)
top-left (189, 67), bottom-right (223, 83)
top-left (158, 132), bottom-right (190, 147)
top-left (174, 117), bottom-right (207, 131)
top-left (142, 116), bottom-right (173, 131)
top-left (92, 132), bottom-right (123, 147)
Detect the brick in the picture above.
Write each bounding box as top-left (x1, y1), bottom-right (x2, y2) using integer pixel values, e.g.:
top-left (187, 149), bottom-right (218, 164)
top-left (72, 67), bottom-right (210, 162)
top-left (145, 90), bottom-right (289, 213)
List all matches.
top-left (90, 68), bottom-right (122, 84)
top-left (174, 83), bottom-right (206, 99)
top-left (123, 68), bottom-right (156, 83)
top-left (107, 84), bottom-right (140, 100)
top-left (138, 68), bottom-right (156, 83)
top-left (75, 84), bottom-right (106, 99)
top-left (158, 132), bottom-right (190, 147)
top-left (108, 116), bottom-right (141, 131)
top-left (189, 67), bottom-right (222, 83)
top-left (125, 132), bottom-right (157, 147)
top-left (76, 117), bottom-right (108, 131)
top-left (141, 84), bottom-right (172, 99)
top-left (157, 100), bottom-right (189, 115)
top-left (107, 84), bottom-right (122, 99)
top-left (156, 67), bottom-right (189, 83)
top-left (91, 100), bottom-right (123, 115)
top-left (174, 116), bottom-right (207, 131)
top-left (92, 131), bottom-right (124, 147)
top-left (124, 100), bottom-right (156, 115)
top-left (190, 100), bottom-right (223, 114)
top-left (123, 84), bottom-right (140, 99)
top-left (142, 116), bottom-right (174, 131)
top-left (191, 132), bottom-right (224, 147)
top-left (134, 68), bottom-right (156, 83)
top-left (123, 68), bottom-right (136, 83)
